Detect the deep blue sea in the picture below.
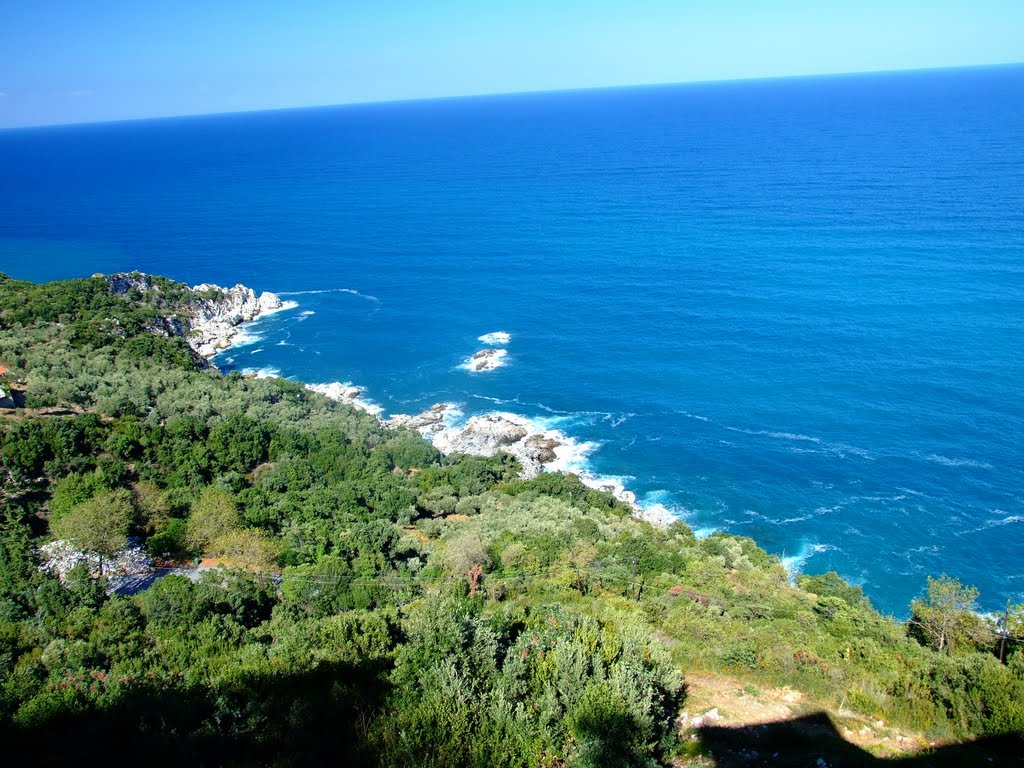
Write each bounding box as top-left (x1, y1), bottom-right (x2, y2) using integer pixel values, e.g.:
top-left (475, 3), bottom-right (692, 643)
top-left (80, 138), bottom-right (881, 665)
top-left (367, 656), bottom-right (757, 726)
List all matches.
top-left (2, 66), bottom-right (1022, 616)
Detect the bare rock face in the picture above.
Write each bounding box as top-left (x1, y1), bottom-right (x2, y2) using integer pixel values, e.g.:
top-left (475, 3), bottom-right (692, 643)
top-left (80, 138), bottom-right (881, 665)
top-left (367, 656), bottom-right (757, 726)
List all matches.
top-left (421, 412), bottom-right (561, 480)
top-left (523, 434), bottom-right (560, 464)
top-left (188, 283), bottom-right (285, 358)
top-left (387, 403), bottom-right (451, 432)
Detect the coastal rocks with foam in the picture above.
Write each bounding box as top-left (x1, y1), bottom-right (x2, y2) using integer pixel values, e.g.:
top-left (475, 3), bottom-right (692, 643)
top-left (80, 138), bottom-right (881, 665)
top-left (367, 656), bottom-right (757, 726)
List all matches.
top-left (188, 282), bottom-right (295, 358)
top-left (388, 404), bottom-right (661, 519)
top-left (306, 382), bottom-right (384, 416)
top-left (431, 412), bottom-right (551, 478)
top-left (387, 402), bottom-right (453, 432)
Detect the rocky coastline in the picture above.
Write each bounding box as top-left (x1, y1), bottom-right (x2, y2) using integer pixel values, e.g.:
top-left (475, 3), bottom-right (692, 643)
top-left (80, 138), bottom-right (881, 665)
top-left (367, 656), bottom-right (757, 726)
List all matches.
top-left (385, 403), bottom-right (675, 526)
top-left (106, 274), bottom-right (673, 528)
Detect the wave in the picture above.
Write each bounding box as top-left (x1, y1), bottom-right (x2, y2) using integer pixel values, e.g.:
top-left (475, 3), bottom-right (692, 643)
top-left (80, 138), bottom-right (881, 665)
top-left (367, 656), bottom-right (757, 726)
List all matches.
top-left (228, 328), bottom-right (263, 348)
top-left (478, 331), bottom-right (511, 345)
top-left (726, 427), bottom-right (822, 443)
top-left (924, 454), bottom-right (993, 470)
top-left (675, 409), bottom-right (711, 422)
top-left (535, 402), bottom-right (575, 415)
top-left (279, 287), bottom-right (380, 302)
top-left (781, 542), bottom-right (834, 576)
top-left (961, 512), bottom-right (1024, 535)
top-left (240, 366), bottom-right (281, 379)
top-left (470, 393), bottom-right (525, 406)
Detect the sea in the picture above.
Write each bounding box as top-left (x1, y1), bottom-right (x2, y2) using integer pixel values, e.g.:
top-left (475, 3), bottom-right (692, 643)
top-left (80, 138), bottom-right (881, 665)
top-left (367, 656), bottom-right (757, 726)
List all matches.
top-left (1, 65), bottom-right (1022, 616)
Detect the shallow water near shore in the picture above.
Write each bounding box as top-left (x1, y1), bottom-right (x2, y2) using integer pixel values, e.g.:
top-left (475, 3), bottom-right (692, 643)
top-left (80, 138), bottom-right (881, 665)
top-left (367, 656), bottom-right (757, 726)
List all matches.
top-left (2, 65), bottom-right (1023, 615)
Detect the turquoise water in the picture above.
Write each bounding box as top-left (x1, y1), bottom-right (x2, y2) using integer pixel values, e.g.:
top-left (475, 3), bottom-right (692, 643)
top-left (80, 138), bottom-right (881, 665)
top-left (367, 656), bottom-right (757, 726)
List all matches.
top-left (2, 65), bottom-right (1022, 615)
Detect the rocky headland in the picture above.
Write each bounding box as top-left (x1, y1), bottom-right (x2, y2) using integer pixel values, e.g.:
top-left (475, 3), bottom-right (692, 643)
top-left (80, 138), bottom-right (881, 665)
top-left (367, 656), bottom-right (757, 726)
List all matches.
top-left (105, 272), bottom-right (294, 361)
top-left (186, 282), bottom-right (292, 357)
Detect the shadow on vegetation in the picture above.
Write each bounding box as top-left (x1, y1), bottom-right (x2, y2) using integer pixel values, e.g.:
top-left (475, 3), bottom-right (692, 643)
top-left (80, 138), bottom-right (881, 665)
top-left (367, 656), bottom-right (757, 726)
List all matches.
top-left (0, 661), bottom-right (387, 768)
top-left (698, 713), bottom-right (1024, 768)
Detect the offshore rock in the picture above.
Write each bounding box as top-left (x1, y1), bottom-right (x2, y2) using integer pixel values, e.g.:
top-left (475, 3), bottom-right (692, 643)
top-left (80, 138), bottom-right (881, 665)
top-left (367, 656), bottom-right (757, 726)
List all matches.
top-left (464, 348), bottom-right (508, 372)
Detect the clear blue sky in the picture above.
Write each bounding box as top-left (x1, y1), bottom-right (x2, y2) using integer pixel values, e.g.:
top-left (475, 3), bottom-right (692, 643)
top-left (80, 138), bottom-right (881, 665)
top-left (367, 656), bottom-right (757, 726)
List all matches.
top-left (2, 0), bottom-right (1022, 128)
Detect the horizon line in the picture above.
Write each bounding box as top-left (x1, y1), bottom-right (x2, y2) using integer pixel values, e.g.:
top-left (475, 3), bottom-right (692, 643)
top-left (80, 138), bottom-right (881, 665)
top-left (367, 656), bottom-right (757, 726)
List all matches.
top-left (3, 60), bottom-right (1022, 133)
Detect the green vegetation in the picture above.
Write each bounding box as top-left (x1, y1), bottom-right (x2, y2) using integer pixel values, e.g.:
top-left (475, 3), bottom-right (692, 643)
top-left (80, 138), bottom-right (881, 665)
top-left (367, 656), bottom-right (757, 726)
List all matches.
top-left (0, 271), bottom-right (1022, 765)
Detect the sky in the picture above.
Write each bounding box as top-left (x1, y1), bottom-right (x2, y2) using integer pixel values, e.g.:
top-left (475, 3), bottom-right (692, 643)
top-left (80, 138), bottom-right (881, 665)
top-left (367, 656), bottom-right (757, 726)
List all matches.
top-left (1, 0), bottom-right (1023, 128)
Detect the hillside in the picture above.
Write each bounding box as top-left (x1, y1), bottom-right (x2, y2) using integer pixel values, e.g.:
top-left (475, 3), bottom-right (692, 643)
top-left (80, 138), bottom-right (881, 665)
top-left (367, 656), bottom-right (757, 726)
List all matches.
top-left (0, 271), bottom-right (1021, 767)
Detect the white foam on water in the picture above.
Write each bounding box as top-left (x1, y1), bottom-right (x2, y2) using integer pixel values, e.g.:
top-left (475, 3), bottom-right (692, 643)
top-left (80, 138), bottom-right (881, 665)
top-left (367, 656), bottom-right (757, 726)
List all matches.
top-left (306, 381), bottom-right (384, 416)
top-left (924, 453), bottom-right (993, 470)
top-left (636, 490), bottom-right (700, 529)
top-left (300, 310), bottom-right (316, 316)
top-left (961, 511), bottom-right (1024, 535)
top-left (676, 409), bottom-right (711, 422)
top-left (535, 402), bottom-right (575, 415)
top-left (229, 327), bottom-right (263, 348)
top-left (241, 367), bottom-right (281, 379)
top-left (280, 287), bottom-right (380, 302)
top-left (478, 331), bottom-right (511, 345)
top-left (781, 542), bottom-right (834, 576)
top-left (470, 393), bottom-right (525, 406)
top-left (727, 427), bottom-right (822, 443)
top-left (260, 299), bottom-right (300, 316)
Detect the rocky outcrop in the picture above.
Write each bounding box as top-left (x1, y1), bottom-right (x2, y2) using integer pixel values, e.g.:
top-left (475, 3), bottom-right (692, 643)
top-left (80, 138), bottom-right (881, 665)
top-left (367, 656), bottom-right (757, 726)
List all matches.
top-left (103, 272), bottom-right (290, 361)
top-left (187, 283), bottom-right (287, 358)
top-left (305, 382), bottom-right (383, 416)
top-left (393, 408), bottom-right (563, 479)
top-left (387, 402), bottom-right (452, 432)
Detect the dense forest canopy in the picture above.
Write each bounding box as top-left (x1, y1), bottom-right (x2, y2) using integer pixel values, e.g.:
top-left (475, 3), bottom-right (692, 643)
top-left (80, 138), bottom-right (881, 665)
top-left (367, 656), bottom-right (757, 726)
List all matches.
top-left (0, 272), bottom-right (1021, 766)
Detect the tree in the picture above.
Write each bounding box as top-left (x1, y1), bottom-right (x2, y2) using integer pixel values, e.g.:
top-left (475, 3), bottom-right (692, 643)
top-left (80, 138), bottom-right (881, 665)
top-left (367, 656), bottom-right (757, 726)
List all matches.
top-left (209, 528), bottom-right (280, 570)
top-left (909, 575), bottom-right (989, 656)
top-left (184, 487), bottom-right (239, 555)
top-left (50, 489), bottom-right (134, 576)
top-left (132, 480), bottom-right (170, 534)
